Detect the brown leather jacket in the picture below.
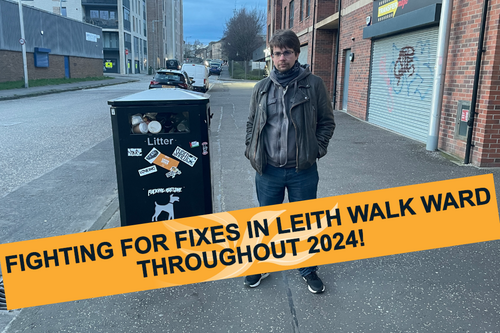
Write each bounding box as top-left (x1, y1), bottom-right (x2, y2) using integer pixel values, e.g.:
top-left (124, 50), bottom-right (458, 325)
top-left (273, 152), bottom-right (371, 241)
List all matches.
top-left (245, 72), bottom-right (335, 174)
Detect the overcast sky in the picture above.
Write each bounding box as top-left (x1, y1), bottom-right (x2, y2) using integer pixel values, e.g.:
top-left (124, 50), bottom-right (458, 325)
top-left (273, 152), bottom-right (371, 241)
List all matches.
top-left (183, 0), bottom-right (267, 46)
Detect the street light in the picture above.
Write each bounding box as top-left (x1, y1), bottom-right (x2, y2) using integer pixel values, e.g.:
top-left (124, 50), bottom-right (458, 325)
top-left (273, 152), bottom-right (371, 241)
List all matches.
top-left (17, 0), bottom-right (28, 88)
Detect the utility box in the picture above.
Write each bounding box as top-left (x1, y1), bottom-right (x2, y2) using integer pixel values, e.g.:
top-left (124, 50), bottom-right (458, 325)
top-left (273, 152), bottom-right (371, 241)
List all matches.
top-left (108, 89), bottom-right (212, 226)
top-left (455, 100), bottom-right (471, 141)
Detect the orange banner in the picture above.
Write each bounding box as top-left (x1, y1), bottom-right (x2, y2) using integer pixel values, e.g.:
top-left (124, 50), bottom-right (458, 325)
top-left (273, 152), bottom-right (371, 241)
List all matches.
top-left (1, 174), bottom-right (499, 309)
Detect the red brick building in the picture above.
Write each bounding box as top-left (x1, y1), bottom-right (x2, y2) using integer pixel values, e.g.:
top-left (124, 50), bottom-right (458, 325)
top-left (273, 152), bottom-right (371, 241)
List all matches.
top-left (267, 0), bottom-right (500, 167)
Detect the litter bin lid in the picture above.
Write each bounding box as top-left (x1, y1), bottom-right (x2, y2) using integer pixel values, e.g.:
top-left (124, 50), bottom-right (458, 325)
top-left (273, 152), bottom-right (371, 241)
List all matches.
top-left (108, 88), bottom-right (209, 107)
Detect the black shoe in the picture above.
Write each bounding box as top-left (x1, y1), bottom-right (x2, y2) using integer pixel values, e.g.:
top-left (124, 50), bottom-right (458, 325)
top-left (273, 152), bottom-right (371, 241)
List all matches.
top-left (303, 271), bottom-right (325, 294)
top-left (244, 273), bottom-right (270, 288)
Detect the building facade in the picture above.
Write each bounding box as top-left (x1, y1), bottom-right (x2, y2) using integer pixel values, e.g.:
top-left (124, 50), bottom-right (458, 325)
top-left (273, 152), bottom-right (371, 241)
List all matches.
top-left (0, 0), bottom-right (103, 82)
top-left (82, 0), bottom-right (148, 74)
top-left (268, 0), bottom-right (500, 167)
top-left (22, 0), bottom-right (83, 19)
top-left (146, 0), bottom-right (183, 70)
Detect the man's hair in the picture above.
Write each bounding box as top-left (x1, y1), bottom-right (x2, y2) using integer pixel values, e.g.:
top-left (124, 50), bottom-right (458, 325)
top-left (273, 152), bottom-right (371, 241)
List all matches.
top-left (269, 30), bottom-right (300, 55)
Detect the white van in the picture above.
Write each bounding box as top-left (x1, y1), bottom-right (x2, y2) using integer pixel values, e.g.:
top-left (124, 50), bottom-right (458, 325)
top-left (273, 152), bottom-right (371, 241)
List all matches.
top-left (181, 63), bottom-right (209, 93)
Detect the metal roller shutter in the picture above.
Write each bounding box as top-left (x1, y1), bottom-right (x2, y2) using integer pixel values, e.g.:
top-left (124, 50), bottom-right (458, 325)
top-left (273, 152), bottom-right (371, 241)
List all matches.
top-left (367, 26), bottom-right (439, 143)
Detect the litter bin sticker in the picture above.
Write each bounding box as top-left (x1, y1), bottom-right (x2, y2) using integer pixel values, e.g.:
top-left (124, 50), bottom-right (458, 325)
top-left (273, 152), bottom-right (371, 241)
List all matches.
top-left (172, 146), bottom-right (198, 167)
top-left (166, 166), bottom-right (182, 178)
top-left (138, 165), bottom-right (157, 177)
top-left (144, 147), bottom-right (180, 171)
top-left (152, 194), bottom-right (180, 221)
top-left (128, 148), bottom-right (142, 157)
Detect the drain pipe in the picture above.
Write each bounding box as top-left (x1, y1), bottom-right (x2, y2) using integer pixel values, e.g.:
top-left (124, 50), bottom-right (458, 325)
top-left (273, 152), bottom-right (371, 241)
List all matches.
top-left (464, 0), bottom-right (489, 164)
top-left (332, 0), bottom-right (342, 109)
top-left (310, 0), bottom-right (317, 71)
top-left (426, 0), bottom-right (453, 151)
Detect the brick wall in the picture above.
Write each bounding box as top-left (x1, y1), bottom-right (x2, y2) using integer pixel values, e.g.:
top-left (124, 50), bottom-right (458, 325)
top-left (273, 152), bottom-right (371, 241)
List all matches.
top-left (440, 0), bottom-right (500, 166)
top-left (267, 0), bottom-right (500, 167)
top-left (0, 50), bottom-right (24, 82)
top-left (0, 50), bottom-right (103, 82)
top-left (335, 1), bottom-right (372, 118)
top-left (69, 57), bottom-right (103, 78)
top-left (312, 30), bottom-right (335, 94)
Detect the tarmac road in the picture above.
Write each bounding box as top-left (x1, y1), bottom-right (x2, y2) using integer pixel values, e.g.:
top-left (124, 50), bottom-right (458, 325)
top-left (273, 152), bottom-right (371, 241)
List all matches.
top-left (1, 70), bottom-right (500, 332)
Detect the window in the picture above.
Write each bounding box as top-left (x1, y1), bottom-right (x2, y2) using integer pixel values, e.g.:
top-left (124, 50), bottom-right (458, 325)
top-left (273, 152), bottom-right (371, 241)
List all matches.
top-left (100, 10), bottom-right (108, 20)
top-left (306, 0), bottom-right (310, 17)
top-left (123, 8), bottom-right (131, 32)
top-left (300, 0), bottom-right (304, 21)
top-left (90, 10), bottom-right (99, 18)
top-left (61, 7), bottom-right (67, 17)
top-left (289, 1), bottom-right (294, 28)
top-left (284, 7), bottom-right (287, 29)
top-left (103, 32), bottom-right (119, 49)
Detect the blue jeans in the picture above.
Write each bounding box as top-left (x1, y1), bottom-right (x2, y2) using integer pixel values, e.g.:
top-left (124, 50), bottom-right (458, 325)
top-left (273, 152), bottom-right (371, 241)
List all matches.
top-left (255, 163), bottom-right (318, 277)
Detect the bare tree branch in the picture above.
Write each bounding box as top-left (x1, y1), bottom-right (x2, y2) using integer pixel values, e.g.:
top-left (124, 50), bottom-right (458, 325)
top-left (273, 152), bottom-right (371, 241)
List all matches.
top-left (222, 8), bottom-right (265, 61)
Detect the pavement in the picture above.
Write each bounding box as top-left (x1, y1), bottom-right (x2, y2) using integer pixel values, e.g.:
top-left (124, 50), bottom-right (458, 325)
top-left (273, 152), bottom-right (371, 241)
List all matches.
top-left (0, 73), bottom-right (143, 101)
top-left (1, 70), bottom-right (500, 332)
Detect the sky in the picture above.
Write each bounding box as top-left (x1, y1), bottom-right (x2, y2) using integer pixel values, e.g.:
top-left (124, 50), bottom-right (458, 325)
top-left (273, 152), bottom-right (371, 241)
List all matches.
top-left (183, 0), bottom-right (267, 46)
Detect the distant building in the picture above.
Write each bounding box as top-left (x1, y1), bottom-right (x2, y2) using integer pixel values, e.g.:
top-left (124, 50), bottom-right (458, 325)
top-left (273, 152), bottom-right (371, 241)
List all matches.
top-left (82, 0), bottom-right (147, 74)
top-left (252, 35), bottom-right (266, 62)
top-left (0, 0), bottom-right (102, 82)
top-left (22, 0), bottom-right (83, 20)
top-left (209, 39), bottom-right (226, 61)
top-left (146, 0), bottom-right (183, 69)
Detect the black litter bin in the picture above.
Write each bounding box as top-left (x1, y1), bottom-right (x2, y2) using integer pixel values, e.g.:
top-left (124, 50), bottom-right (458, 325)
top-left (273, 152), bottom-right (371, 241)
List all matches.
top-left (108, 89), bottom-right (212, 226)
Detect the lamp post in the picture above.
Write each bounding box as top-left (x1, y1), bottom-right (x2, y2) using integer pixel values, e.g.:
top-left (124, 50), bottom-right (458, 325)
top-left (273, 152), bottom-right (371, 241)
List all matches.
top-left (17, 0), bottom-right (28, 88)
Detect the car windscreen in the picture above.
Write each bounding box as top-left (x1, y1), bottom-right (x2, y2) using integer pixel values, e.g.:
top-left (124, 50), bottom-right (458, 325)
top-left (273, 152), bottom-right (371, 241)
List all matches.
top-left (155, 73), bottom-right (184, 81)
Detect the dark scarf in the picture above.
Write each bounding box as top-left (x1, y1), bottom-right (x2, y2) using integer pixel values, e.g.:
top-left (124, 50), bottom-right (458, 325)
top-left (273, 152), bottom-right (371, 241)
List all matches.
top-left (273, 61), bottom-right (301, 87)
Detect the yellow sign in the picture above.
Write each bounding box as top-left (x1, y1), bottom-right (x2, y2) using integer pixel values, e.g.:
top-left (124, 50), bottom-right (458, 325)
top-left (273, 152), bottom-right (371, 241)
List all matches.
top-left (105, 62), bottom-right (113, 68)
top-left (1, 175), bottom-right (499, 309)
top-left (378, 0), bottom-right (398, 18)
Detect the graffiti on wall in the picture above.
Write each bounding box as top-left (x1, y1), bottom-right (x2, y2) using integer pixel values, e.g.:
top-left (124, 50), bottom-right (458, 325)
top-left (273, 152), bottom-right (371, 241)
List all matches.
top-left (378, 39), bottom-right (434, 112)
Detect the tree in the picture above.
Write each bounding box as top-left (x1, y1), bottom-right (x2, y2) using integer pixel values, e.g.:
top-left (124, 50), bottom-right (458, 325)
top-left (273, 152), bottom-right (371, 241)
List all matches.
top-left (222, 8), bottom-right (265, 61)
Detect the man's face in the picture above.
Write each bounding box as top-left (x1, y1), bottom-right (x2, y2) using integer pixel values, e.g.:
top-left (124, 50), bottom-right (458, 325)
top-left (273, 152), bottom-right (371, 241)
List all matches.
top-left (272, 47), bottom-right (299, 73)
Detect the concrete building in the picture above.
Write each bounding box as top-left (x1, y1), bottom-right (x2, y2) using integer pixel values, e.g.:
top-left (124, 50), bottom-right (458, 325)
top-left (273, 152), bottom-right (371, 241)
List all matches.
top-left (209, 39), bottom-right (225, 61)
top-left (268, 0), bottom-right (500, 167)
top-left (146, 0), bottom-right (183, 70)
top-left (81, 0), bottom-right (148, 74)
top-left (0, 0), bottom-right (102, 82)
top-left (22, 0), bottom-right (83, 20)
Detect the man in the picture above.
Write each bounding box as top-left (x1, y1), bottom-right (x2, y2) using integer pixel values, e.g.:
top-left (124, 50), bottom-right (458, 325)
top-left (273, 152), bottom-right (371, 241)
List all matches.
top-left (244, 29), bottom-right (336, 294)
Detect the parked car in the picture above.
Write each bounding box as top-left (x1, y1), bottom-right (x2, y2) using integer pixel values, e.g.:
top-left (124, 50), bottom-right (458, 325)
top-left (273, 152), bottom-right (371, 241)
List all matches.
top-left (165, 59), bottom-right (181, 70)
top-left (181, 70), bottom-right (196, 90)
top-left (181, 63), bottom-right (209, 93)
top-left (149, 69), bottom-right (193, 90)
top-left (209, 64), bottom-right (222, 76)
top-left (210, 60), bottom-right (223, 70)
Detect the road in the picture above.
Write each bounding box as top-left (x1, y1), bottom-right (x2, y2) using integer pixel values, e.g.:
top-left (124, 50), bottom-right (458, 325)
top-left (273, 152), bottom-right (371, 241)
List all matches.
top-left (1, 69), bottom-right (500, 332)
